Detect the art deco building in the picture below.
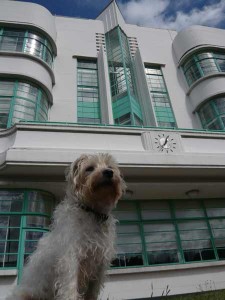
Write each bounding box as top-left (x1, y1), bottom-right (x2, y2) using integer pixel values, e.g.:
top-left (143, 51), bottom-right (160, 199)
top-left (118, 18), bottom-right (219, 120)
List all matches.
top-left (1, 0), bottom-right (225, 299)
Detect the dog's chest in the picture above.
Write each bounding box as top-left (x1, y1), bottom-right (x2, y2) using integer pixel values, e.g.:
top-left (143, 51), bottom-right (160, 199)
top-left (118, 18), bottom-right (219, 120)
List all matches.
top-left (76, 220), bottom-right (114, 261)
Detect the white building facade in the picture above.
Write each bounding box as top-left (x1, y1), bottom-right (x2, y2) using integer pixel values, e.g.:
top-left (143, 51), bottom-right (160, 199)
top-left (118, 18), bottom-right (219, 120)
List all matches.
top-left (1, 0), bottom-right (225, 299)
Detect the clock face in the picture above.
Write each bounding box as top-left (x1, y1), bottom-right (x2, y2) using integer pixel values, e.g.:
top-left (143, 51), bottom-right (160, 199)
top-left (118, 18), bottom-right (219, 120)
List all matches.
top-left (154, 133), bottom-right (177, 153)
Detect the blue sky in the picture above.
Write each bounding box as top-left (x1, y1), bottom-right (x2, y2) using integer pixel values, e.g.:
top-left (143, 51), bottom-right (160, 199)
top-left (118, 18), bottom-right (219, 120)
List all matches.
top-left (16, 0), bottom-right (225, 31)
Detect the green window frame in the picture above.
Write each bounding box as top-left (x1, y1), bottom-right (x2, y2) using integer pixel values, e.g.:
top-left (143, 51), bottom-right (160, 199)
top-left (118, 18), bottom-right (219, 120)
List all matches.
top-left (112, 199), bottom-right (225, 268)
top-left (0, 27), bottom-right (54, 67)
top-left (105, 26), bottom-right (143, 126)
top-left (77, 59), bottom-right (101, 124)
top-left (197, 96), bottom-right (225, 130)
top-left (145, 65), bottom-right (177, 128)
top-left (0, 80), bottom-right (50, 129)
top-left (0, 189), bottom-right (55, 281)
top-left (182, 50), bottom-right (225, 87)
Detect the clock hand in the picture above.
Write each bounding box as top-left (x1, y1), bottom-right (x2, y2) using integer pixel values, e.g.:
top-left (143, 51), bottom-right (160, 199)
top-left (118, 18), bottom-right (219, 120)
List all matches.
top-left (162, 136), bottom-right (169, 147)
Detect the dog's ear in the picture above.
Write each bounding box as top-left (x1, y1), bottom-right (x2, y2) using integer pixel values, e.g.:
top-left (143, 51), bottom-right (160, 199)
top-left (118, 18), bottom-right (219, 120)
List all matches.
top-left (72, 154), bottom-right (89, 175)
top-left (66, 154), bottom-right (89, 182)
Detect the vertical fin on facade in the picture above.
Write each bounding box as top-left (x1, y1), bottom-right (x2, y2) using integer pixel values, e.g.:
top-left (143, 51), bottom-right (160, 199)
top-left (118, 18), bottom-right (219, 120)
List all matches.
top-left (133, 49), bottom-right (157, 126)
top-left (97, 46), bottom-right (114, 124)
top-left (96, 0), bottom-right (126, 33)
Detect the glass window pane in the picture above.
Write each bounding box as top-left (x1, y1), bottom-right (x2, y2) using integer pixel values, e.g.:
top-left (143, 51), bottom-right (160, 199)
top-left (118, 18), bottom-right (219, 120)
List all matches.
top-left (0, 254), bottom-right (17, 267)
top-left (0, 191), bottom-right (23, 212)
top-left (141, 201), bottom-right (171, 220)
top-left (25, 241), bottom-right (38, 253)
top-left (205, 199), bottom-right (225, 217)
top-left (112, 253), bottom-right (143, 267)
top-left (174, 200), bottom-right (204, 218)
top-left (26, 216), bottom-right (50, 228)
top-left (148, 250), bottom-right (179, 265)
top-left (198, 97), bottom-right (225, 130)
top-left (0, 28), bottom-right (53, 67)
top-left (26, 231), bottom-right (44, 240)
top-left (77, 60), bottom-right (100, 124)
top-left (113, 202), bottom-right (138, 220)
top-left (183, 50), bottom-right (225, 86)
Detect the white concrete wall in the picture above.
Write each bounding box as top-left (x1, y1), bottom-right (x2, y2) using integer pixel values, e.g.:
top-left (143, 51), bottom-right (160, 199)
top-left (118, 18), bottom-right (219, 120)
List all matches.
top-left (102, 262), bottom-right (225, 299)
top-left (0, 55), bottom-right (53, 99)
top-left (173, 25), bottom-right (225, 63)
top-left (189, 75), bottom-right (225, 111)
top-left (50, 16), bottom-right (104, 123)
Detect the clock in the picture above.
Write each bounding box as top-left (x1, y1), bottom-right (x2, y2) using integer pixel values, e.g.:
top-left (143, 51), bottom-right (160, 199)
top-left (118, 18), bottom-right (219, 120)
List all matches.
top-left (154, 133), bottom-right (177, 153)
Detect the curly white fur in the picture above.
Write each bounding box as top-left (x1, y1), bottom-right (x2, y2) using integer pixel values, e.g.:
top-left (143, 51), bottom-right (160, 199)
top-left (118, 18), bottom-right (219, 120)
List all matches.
top-left (7, 153), bottom-right (126, 300)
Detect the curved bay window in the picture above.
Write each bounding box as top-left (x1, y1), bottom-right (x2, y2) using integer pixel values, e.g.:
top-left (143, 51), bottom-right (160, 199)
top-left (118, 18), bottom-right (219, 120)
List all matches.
top-left (197, 97), bottom-right (225, 130)
top-left (0, 190), bottom-right (55, 275)
top-left (182, 50), bottom-right (225, 86)
top-left (0, 27), bottom-right (54, 67)
top-left (0, 80), bottom-right (50, 129)
top-left (112, 199), bottom-right (225, 268)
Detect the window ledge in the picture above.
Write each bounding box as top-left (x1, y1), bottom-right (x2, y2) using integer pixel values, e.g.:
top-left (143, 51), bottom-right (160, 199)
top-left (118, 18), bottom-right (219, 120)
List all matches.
top-left (0, 269), bottom-right (17, 276)
top-left (0, 51), bottom-right (55, 85)
top-left (108, 260), bottom-right (225, 276)
top-left (187, 72), bottom-right (225, 97)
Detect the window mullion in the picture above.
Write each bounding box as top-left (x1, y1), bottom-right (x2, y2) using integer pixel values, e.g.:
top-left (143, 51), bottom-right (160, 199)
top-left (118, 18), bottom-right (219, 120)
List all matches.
top-left (7, 81), bottom-right (18, 128)
top-left (22, 31), bottom-right (28, 53)
top-left (201, 200), bottom-right (219, 261)
top-left (136, 201), bottom-right (148, 266)
top-left (17, 191), bottom-right (27, 283)
top-left (213, 57), bottom-right (221, 72)
top-left (211, 101), bottom-right (224, 129)
top-left (42, 39), bottom-right (47, 62)
top-left (35, 90), bottom-right (41, 121)
top-left (170, 201), bottom-right (185, 264)
top-left (194, 55), bottom-right (204, 77)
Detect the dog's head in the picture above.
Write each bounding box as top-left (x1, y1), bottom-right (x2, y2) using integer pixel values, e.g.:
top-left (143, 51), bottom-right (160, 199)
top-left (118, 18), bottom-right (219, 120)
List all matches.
top-left (67, 153), bottom-right (126, 213)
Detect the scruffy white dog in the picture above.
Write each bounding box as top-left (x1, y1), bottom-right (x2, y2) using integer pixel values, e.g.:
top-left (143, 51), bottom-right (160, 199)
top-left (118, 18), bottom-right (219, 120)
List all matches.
top-left (7, 153), bottom-right (126, 300)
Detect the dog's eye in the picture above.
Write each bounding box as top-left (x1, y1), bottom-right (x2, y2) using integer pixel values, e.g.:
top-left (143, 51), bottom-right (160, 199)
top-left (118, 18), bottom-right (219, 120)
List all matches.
top-left (86, 166), bottom-right (94, 173)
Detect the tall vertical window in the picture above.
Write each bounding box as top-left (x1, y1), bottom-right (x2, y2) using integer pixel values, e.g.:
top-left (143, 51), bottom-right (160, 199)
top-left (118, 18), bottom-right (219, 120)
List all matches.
top-left (77, 60), bottom-right (101, 124)
top-left (112, 199), bottom-right (225, 268)
top-left (0, 190), bottom-right (55, 280)
top-left (0, 80), bottom-right (50, 129)
top-left (182, 51), bottom-right (225, 87)
top-left (198, 96), bottom-right (225, 130)
top-left (0, 27), bottom-right (54, 67)
top-left (145, 66), bottom-right (176, 128)
top-left (105, 26), bottom-right (143, 126)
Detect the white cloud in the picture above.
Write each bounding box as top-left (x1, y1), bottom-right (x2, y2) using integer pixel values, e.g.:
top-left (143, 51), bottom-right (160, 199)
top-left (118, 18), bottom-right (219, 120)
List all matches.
top-left (118, 0), bottom-right (225, 31)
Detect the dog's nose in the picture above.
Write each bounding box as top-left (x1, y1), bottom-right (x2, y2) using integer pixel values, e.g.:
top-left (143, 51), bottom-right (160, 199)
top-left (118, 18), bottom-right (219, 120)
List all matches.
top-left (103, 169), bottom-right (113, 178)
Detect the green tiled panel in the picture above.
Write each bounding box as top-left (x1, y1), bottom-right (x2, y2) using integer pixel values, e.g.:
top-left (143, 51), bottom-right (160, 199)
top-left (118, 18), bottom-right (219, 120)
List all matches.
top-left (78, 112), bottom-right (99, 118)
top-left (130, 96), bottom-right (143, 120)
top-left (77, 101), bottom-right (100, 109)
top-left (112, 95), bottom-right (131, 118)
